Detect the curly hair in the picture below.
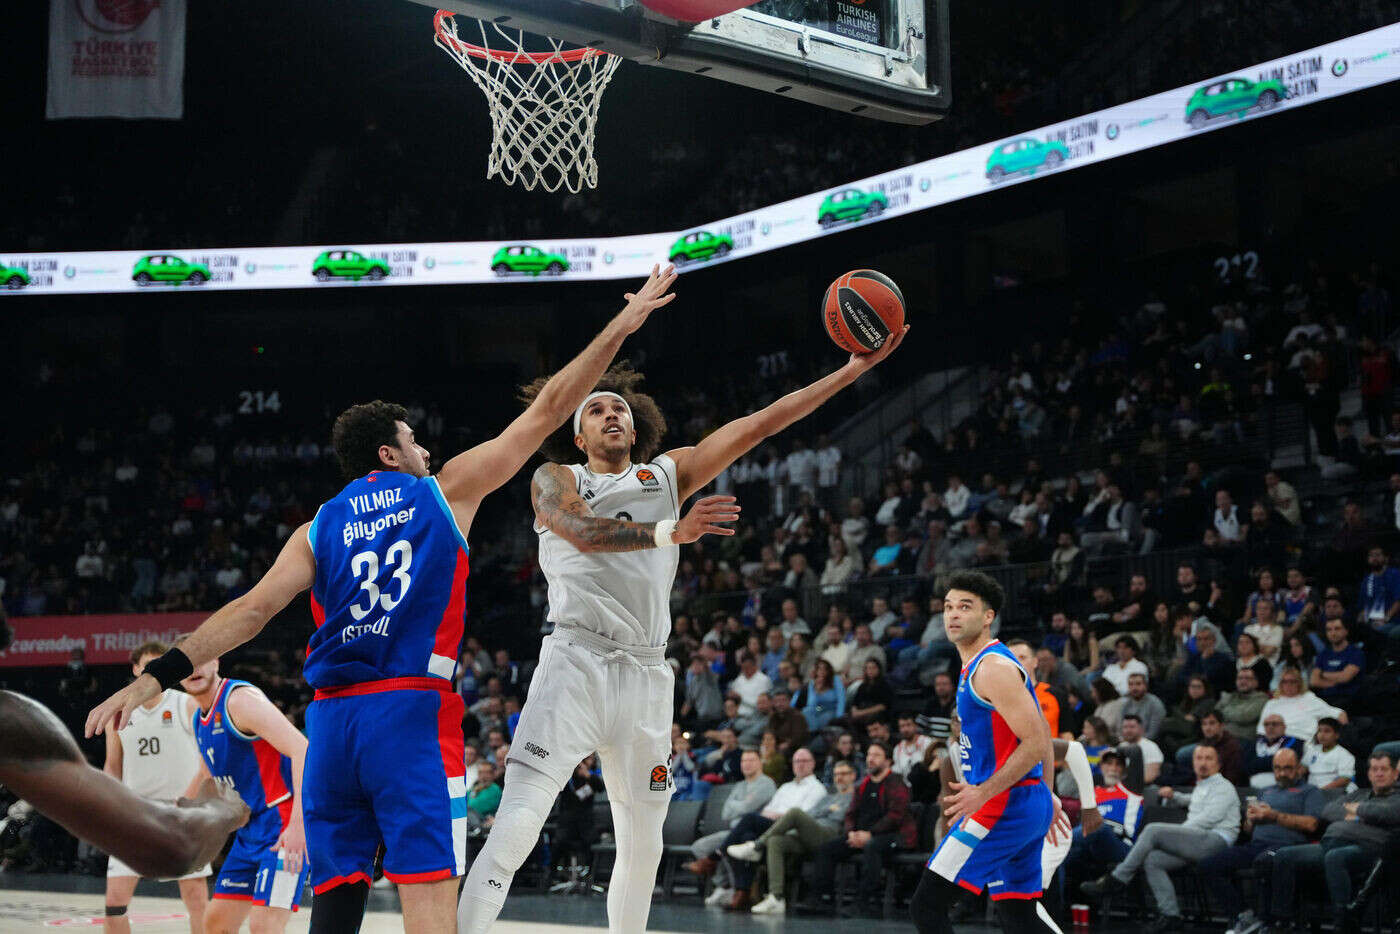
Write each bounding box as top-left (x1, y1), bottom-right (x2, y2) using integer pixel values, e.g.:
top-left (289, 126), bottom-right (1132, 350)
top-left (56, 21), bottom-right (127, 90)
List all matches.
top-left (331, 400), bottom-right (410, 479)
top-left (517, 361), bottom-right (668, 464)
top-left (944, 569), bottom-right (1006, 615)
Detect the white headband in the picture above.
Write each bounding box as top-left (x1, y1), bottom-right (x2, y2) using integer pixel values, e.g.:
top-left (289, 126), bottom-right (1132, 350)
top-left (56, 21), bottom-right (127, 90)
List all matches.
top-left (573, 391), bottom-right (633, 436)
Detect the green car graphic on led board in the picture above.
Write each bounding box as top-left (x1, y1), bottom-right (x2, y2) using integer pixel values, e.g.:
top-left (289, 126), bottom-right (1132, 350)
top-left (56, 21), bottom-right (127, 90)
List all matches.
top-left (668, 230), bottom-right (733, 265)
top-left (491, 245), bottom-right (569, 277)
top-left (985, 138), bottom-right (1070, 182)
top-left (1185, 76), bottom-right (1287, 129)
top-left (818, 188), bottom-right (889, 228)
top-left (132, 254), bottom-right (211, 285)
top-left (312, 250), bottom-right (390, 281)
top-left (1, 265), bottom-right (31, 289)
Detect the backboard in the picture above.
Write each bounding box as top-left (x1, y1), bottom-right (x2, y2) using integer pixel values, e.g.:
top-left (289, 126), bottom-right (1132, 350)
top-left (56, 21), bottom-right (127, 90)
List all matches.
top-left (410, 0), bottom-right (949, 124)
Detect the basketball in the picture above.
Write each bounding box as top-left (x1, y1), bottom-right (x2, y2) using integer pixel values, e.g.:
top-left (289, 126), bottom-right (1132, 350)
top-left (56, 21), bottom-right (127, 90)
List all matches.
top-left (822, 269), bottom-right (906, 354)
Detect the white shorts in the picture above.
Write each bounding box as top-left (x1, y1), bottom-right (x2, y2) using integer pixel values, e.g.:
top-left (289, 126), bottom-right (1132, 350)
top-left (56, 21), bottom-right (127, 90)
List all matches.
top-left (507, 624), bottom-right (675, 804)
top-left (107, 853), bottom-right (212, 881)
top-left (1040, 831), bottom-right (1071, 888)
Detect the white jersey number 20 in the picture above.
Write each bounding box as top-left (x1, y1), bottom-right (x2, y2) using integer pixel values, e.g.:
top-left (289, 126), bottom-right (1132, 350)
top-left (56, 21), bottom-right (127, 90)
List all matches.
top-left (348, 540), bottom-right (414, 620)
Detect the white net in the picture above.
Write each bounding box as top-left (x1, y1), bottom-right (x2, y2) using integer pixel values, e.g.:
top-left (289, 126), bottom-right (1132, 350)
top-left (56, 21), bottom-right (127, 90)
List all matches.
top-left (434, 13), bottom-right (621, 194)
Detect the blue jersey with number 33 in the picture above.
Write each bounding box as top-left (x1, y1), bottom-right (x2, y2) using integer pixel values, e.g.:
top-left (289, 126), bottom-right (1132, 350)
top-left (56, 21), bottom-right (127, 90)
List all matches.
top-left (304, 471), bottom-right (470, 689)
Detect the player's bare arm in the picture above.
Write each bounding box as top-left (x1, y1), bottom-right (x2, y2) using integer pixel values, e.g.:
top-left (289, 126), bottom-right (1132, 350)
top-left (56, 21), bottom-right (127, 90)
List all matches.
top-left (938, 748), bottom-right (958, 793)
top-left (667, 323), bottom-right (909, 499)
top-left (179, 747), bottom-right (214, 802)
top-left (226, 685), bottom-right (310, 874)
top-left (531, 461), bottom-right (740, 552)
top-left (85, 525), bottom-right (317, 738)
top-left (102, 724), bottom-right (123, 780)
top-left (2, 690), bottom-right (249, 879)
top-left (436, 264), bottom-right (678, 525)
top-left (944, 656), bottom-right (1062, 839)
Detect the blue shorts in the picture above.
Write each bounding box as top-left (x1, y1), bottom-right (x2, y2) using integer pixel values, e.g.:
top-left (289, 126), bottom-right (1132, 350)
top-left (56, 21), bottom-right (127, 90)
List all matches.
top-left (928, 780), bottom-right (1053, 900)
top-left (302, 679), bottom-right (467, 893)
top-left (213, 805), bottom-right (309, 910)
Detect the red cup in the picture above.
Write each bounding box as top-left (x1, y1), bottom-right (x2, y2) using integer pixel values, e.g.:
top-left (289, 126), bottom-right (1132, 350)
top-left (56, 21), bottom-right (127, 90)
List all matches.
top-left (1071, 903), bottom-right (1090, 928)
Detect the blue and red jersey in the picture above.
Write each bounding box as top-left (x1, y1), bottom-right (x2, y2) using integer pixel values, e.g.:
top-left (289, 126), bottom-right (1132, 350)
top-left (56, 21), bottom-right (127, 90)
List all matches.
top-left (1093, 784), bottom-right (1144, 841)
top-left (192, 678), bottom-right (294, 820)
top-left (955, 639), bottom-right (1044, 786)
top-left (304, 471), bottom-right (469, 689)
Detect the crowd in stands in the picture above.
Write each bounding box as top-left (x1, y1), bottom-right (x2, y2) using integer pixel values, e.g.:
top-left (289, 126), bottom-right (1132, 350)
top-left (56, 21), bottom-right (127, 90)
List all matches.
top-left (564, 257), bottom-right (1396, 927)
top-left (4, 243), bottom-right (1400, 927)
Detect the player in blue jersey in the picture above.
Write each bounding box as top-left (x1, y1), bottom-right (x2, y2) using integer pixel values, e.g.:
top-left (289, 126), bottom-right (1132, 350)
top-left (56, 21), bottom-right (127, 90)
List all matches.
top-left (179, 654), bottom-right (309, 933)
top-left (88, 265), bottom-right (681, 934)
top-left (912, 570), bottom-right (1066, 934)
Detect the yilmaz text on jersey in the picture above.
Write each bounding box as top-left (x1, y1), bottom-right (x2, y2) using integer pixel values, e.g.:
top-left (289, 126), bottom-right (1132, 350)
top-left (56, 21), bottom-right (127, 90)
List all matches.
top-left (342, 507), bottom-right (417, 546)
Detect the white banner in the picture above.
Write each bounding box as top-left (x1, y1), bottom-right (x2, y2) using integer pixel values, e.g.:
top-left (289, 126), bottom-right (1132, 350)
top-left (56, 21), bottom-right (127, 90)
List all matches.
top-left (47, 0), bottom-right (186, 120)
top-left (10, 22), bottom-right (1399, 291)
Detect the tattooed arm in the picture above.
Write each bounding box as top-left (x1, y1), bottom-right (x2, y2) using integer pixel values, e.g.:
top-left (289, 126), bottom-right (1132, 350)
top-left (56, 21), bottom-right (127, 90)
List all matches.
top-left (531, 462), bottom-right (740, 553)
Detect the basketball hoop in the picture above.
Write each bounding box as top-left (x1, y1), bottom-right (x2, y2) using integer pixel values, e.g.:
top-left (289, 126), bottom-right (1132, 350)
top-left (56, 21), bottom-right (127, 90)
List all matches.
top-left (433, 10), bottom-right (621, 194)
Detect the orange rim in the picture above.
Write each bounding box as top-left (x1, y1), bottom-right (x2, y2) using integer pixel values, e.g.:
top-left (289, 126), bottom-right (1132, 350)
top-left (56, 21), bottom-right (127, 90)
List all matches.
top-left (434, 10), bottom-right (605, 63)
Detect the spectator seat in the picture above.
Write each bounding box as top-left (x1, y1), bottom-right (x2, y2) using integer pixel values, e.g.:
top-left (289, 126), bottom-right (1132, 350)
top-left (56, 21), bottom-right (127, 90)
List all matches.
top-left (659, 800), bottom-right (704, 898)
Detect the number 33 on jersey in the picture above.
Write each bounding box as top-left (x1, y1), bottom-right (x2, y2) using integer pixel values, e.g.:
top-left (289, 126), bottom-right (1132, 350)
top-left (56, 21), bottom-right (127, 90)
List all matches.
top-left (304, 470), bottom-right (470, 689)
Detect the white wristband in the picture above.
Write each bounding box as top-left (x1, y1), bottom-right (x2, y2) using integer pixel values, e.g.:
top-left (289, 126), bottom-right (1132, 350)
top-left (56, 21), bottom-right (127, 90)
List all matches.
top-left (654, 519), bottom-right (678, 548)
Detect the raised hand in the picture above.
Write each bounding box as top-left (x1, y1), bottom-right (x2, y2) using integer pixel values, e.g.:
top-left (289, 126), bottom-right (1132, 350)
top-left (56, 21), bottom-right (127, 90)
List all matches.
top-left (673, 494), bottom-right (741, 544)
top-left (616, 263), bottom-right (678, 334)
top-left (847, 324), bottom-right (910, 373)
top-left (86, 674), bottom-right (161, 737)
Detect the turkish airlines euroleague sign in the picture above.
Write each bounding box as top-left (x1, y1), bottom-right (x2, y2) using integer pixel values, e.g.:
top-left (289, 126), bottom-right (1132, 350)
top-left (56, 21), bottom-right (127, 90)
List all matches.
top-left (0, 613), bottom-right (203, 667)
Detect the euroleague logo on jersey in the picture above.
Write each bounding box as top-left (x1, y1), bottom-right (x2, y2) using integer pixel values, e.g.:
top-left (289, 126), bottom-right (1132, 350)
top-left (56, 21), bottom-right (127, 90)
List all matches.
top-left (649, 764), bottom-right (670, 791)
top-left (636, 469), bottom-right (659, 487)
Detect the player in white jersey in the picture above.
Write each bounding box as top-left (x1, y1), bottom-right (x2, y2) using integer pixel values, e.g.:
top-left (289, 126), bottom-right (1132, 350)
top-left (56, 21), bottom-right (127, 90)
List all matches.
top-left (458, 323), bottom-right (909, 934)
top-left (1005, 641), bottom-right (1097, 925)
top-left (101, 641), bottom-right (210, 934)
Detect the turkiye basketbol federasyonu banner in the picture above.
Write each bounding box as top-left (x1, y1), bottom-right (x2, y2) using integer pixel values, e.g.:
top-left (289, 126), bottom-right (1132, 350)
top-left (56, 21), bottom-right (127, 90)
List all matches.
top-left (47, 0), bottom-right (186, 120)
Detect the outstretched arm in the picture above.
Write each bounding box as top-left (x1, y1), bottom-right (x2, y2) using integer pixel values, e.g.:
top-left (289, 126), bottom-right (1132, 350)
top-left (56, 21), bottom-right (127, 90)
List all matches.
top-left (86, 525), bottom-right (316, 737)
top-left (531, 462), bottom-right (740, 553)
top-left (436, 265), bottom-right (677, 515)
top-left (2, 690), bottom-right (248, 879)
top-left (667, 325), bottom-right (908, 500)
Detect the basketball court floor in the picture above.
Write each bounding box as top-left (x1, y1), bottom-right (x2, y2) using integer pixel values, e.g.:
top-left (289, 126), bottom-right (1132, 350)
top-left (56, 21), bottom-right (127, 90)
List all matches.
top-left (0, 876), bottom-right (1178, 932)
top-left (0, 879), bottom-right (934, 932)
